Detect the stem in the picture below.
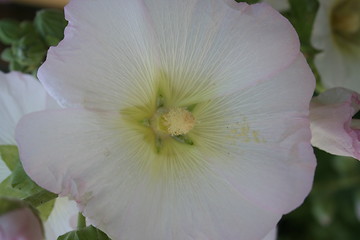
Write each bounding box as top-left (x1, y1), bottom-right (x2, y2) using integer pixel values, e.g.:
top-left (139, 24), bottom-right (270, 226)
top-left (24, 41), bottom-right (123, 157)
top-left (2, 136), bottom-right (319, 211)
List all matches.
top-left (77, 212), bottom-right (86, 230)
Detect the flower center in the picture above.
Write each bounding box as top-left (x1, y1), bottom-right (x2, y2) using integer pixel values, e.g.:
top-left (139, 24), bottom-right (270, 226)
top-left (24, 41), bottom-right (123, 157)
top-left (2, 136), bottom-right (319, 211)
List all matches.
top-left (332, 13), bottom-right (360, 34)
top-left (331, 0), bottom-right (360, 45)
top-left (162, 108), bottom-right (196, 136)
top-left (150, 107), bottom-right (196, 137)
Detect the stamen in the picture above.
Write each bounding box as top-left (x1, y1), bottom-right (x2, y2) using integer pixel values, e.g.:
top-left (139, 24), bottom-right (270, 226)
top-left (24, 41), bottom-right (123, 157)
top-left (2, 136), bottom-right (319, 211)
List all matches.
top-left (162, 107), bottom-right (196, 136)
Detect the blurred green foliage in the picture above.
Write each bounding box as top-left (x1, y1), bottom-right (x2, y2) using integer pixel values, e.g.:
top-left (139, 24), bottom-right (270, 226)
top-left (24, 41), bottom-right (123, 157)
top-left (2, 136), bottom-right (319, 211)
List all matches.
top-left (0, 9), bottom-right (67, 75)
top-left (279, 150), bottom-right (360, 240)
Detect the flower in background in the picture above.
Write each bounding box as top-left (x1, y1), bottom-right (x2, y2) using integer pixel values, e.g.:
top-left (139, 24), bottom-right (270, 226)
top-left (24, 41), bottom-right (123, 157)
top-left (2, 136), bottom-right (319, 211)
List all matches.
top-left (0, 71), bottom-right (78, 239)
top-left (312, 0), bottom-right (360, 91)
top-left (0, 197), bottom-right (44, 240)
top-left (263, 0), bottom-right (290, 12)
top-left (310, 87), bottom-right (360, 159)
top-left (16, 0), bottom-right (316, 239)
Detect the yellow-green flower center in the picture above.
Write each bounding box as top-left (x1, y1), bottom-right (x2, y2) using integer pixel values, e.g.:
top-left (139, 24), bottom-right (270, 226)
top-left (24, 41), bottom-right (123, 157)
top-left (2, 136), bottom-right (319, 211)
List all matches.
top-left (121, 83), bottom-right (197, 154)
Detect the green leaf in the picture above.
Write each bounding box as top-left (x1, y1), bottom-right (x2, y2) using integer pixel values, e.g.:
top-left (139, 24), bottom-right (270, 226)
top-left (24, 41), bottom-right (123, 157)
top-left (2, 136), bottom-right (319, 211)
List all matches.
top-left (0, 145), bottom-right (20, 171)
top-left (0, 197), bottom-right (26, 215)
top-left (34, 9), bottom-right (68, 46)
top-left (19, 21), bottom-right (37, 37)
top-left (0, 146), bottom-right (57, 206)
top-left (23, 189), bottom-right (57, 208)
top-left (9, 59), bottom-right (26, 72)
top-left (0, 176), bottom-right (28, 199)
top-left (1, 47), bottom-right (14, 62)
top-left (0, 178), bottom-right (56, 221)
top-left (37, 198), bottom-right (56, 222)
top-left (12, 34), bottom-right (47, 66)
top-left (58, 226), bottom-right (111, 240)
top-left (0, 19), bottom-right (21, 45)
top-left (11, 162), bottom-right (41, 194)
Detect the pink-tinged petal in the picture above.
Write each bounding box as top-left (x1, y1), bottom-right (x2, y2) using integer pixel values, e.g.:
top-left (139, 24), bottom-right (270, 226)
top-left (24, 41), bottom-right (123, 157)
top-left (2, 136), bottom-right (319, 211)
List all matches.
top-left (16, 54), bottom-right (315, 240)
top-left (192, 54), bottom-right (315, 215)
top-left (39, 0), bottom-right (300, 110)
top-left (0, 207), bottom-right (44, 240)
top-left (144, 0), bottom-right (300, 105)
top-left (44, 197), bottom-right (78, 239)
top-left (310, 88), bottom-right (360, 159)
top-left (0, 72), bottom-right (48, 145)
top-left (16, 109), bottom-right (120, 195)
top-left (38, 0), bottom-right (160, 110)
top-left (16, 109), bottom-right (281, 240)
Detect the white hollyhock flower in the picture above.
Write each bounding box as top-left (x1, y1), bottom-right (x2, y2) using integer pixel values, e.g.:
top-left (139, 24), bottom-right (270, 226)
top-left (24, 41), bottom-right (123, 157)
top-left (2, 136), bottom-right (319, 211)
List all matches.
top-left (16, 0), bottom-right (316, 239)
top-left (310, 87), bottom-right (360, 159)
top-left (312, 0), bottom-right (360, 91)
top-left (0, 71), bottom-right (78, 239)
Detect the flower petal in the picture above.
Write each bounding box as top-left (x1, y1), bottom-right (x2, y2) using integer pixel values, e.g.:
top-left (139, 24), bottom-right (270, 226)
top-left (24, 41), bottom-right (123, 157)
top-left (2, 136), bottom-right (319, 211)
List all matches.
top-left (145, 0), bottom-right (300, 105)
top-left (0, 72), bottom-right (47, 145)
top-left (38, 0), bottom-right (160, 110)
top-left (310, 87), bottom-right (360, 159)
top-left (191, 54), bottom-right (315, 214)
top-left (39, 0), bottom-right (300, 110)
top-left (17, 109), bottom-right (282, 240)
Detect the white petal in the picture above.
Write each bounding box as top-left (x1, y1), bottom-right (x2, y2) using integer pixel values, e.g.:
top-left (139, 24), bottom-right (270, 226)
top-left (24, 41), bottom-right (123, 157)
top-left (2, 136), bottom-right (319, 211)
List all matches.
top-left (39, 1), bottom-right (300, 110)
top-left (191, 54), bottom-right (315, 214)
top-left (44, 197), bottom-right (78, 239)
top-left (145, 1), bottom-right (300, 105)
top-left (0, 72), bottom-right (47, 145)
top-left (38, 0), bottom-right (159, 110)
top-left (16, 108), bottom-right (281, 240)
